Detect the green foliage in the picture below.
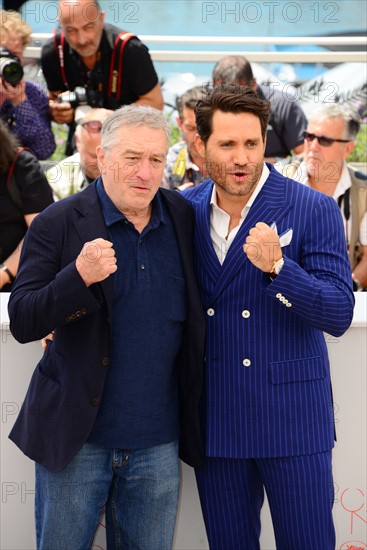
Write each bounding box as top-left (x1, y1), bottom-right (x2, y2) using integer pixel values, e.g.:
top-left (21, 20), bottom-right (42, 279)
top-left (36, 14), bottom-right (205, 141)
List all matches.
top-left (347, 124), bottom-right (367, 163)
top-left (169, 124), bottom-right (181, 147)
top-left (50, 122), bottom-right (68, 161)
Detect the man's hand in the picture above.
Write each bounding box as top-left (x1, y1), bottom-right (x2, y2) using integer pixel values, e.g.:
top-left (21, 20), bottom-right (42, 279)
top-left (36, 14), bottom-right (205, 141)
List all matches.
top-left (76, 238), bottom-right (117, 287)
top-left (41, 331), bottom-right (55, 351)
top-left (49, 97), bottom-right (74, 124)
top-left (243, 222), bottom-right (282, 272)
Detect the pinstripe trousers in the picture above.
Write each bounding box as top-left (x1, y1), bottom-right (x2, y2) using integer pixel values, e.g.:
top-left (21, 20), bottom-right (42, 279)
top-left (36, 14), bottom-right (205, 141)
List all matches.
top-left (195, 451), bottom-right (335, 550)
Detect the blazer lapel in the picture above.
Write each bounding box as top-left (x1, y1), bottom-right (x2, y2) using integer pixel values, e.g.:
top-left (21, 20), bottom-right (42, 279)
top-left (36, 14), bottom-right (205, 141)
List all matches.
top-left (72, 182), bottom-right (113, 320)
top-left (194, 181), bottom-right (222, 283)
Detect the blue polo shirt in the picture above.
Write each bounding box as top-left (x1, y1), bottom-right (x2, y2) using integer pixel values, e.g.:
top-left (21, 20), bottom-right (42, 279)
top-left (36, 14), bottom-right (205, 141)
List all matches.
top-left (88, 179), bottom-right (187, 449)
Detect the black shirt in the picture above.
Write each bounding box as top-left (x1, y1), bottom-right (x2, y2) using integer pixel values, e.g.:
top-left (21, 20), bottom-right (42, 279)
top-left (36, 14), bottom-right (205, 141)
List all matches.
top-left (41, 23), bottom-right (159, 108)
top-left (0, 150), bottom-right (54, 285)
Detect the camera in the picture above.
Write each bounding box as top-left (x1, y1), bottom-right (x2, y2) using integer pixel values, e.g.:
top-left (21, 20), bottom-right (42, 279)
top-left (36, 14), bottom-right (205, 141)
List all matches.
top-left (58, 86), bottom-right (100, 109)
top-left (0, 47), bottom-right (24, 86)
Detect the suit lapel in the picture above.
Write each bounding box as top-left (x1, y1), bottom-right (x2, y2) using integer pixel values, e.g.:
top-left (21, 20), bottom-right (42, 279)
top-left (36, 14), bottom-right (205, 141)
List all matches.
top-left (72, 182), bottom-right (113, 320)
top-left (194, 181), bottom-right (222, 282)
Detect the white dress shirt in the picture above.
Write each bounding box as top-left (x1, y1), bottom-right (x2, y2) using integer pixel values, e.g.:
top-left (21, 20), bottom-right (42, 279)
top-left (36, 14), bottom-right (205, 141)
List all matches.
top-left (210, 164), bottom-right (270, 264)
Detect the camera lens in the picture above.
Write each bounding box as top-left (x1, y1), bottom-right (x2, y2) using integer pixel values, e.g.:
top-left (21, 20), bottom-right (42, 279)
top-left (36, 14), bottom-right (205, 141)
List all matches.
top-left (0, 57), bottom-right (24, 86)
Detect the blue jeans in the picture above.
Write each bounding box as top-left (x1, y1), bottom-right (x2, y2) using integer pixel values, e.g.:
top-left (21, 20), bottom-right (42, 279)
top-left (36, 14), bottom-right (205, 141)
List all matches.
top-left (35, 440), bottom-right (180, 550)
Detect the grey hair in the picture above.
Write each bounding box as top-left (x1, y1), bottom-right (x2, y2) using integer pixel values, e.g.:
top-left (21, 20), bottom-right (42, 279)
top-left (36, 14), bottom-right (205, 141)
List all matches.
top-left (100, 105), bottom-right (170, 150)
top-left (308, 103), bottom-right (361, 140)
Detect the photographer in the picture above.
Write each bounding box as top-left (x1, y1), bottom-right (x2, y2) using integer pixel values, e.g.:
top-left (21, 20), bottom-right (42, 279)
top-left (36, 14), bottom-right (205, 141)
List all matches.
top-left (0, 10), bottom-right (56, 160)
top-left (41, 0), bottom-right (163, 153)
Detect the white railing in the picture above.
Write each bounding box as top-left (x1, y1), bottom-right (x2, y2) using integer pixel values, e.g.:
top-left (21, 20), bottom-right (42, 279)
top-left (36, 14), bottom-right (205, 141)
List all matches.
top-left (26, 34), bottom-right (367, 63)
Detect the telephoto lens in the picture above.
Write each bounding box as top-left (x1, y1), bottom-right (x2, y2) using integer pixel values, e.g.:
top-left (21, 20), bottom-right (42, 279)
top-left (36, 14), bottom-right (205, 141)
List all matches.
top-left (0, 47), bottom-right (24, 86)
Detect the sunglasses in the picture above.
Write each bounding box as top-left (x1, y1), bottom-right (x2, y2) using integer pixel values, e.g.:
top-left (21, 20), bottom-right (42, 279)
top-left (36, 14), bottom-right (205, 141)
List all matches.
top-left (304, 131), bottom-right (351, 147)
top-left (80, 120), bottom-right (103, 133)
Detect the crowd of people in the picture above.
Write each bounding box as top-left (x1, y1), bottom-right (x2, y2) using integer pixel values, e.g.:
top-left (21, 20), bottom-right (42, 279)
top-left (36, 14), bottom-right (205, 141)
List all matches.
top-left (1, 1), bottom-right (366, 549)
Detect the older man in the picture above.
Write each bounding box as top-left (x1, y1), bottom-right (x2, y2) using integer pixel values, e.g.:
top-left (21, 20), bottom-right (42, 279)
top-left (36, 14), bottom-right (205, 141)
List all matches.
top-left (8, 106), bottom-right (204, 549)
top-left (282, 103), bottom-right (367, 290)
top-left (46, 107), bottom-right (113, 200)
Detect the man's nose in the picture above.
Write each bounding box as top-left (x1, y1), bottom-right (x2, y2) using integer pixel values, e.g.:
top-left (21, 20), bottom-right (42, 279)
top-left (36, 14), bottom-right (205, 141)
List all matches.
top-left (233, 147), bottom-right (249, 165)
top-left (77, 30), bottom-right (90, 45)
top-left (309, 135), bottom-right (320, 150)
top-left (136, 158), bottom-right (153, 180)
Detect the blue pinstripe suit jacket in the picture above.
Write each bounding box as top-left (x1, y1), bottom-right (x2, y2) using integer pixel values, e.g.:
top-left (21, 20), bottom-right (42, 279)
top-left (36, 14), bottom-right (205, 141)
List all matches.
top-left (184, 164), bottom-right (354, 459)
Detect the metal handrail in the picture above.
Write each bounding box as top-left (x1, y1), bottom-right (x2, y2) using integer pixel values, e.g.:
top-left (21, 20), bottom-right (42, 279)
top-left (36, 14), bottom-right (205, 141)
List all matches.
top-left (26, 34), bottom-right (367, 63)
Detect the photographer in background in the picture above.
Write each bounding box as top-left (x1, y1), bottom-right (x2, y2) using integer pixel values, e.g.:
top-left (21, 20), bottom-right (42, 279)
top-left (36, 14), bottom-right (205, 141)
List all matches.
top-left (0, 10), bottom-right (56, 160)
top-left (41, 0), bottom-right (163, 154)
top-left (0, 120), bottom-right (54, 292)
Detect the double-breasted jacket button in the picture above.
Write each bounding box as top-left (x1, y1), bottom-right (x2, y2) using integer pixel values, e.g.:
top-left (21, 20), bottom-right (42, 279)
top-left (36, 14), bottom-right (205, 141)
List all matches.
top-left (101, 357), bottom-right (109, 366)
top-left (243, 358), bottom-right (251, 367)
top-left (207, 308), bottom-right (215, 316)
top-left (242, 310), bottom-right (250, 318)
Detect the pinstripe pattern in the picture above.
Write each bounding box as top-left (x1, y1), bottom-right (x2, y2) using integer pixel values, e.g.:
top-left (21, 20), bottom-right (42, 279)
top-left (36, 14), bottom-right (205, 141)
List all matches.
top-left (195, 452), bottom-right (335, 550)
top-left (184, 164), bottom-right (354, 459)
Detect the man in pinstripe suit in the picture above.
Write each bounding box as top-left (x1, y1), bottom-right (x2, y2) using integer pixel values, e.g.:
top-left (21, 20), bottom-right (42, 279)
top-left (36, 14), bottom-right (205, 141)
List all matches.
top-left (183, 85), bottom-right (354, 549)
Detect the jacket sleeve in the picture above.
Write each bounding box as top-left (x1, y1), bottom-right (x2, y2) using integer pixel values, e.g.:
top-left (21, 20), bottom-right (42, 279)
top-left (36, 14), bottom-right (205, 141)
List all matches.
top-left (8, 213), bottom-right (102, 343)
top-left (266, 193), bottom-right (355, 337)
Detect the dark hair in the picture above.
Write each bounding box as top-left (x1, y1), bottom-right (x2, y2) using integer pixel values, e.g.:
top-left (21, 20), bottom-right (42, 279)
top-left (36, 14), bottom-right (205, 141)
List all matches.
top-left (0, 120), bottom-right (20, 174)
top-left (195, 84), bottom-right (271, 145)
top-left (212, 56), bottom-right (254, 87)
top-left (175, 86), bottom-right (205, 120)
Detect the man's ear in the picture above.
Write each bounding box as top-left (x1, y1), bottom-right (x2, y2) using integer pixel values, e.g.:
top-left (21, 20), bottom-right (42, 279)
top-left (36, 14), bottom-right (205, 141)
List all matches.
top-left (176, 116), bottom-right (183, 132)
top-left (343, 140), bottom-right (355, 159)
top-left (194, 134), bottom-right (205, 158)
top-left (96, 145), bottom-right (106, 174)
top-left (75, 132), bottom-right (81, 152)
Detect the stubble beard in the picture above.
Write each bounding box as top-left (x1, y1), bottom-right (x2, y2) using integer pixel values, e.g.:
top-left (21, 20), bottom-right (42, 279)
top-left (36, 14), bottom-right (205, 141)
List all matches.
top-left (207, 160), bottom-right (263, 197)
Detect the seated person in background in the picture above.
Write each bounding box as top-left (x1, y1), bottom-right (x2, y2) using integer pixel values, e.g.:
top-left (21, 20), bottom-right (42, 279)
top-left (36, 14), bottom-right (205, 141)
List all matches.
top-left (0, 120), bottom-right (54, 291)
top-left (0, 10), bottom-right (56, 160)
top-left (212, 55), bottom-right (307, 162)
top-left (162, 86), bottom-right (207, 190)
top-left (281, 103), bottom-right (367, 291)
top-left (41, 0), bottom-right (163, 153)
top-left (46, 107), bottom-right (113, 200)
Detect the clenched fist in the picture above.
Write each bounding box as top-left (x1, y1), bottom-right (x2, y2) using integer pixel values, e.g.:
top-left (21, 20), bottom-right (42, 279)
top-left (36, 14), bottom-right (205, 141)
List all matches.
top-left (76, 238), bottom-right (117, 287)
top-left (243, 222), bottom-right (282, 272)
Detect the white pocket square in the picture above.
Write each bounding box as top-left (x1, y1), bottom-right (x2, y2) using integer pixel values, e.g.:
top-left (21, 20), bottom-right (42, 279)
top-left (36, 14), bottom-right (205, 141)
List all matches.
top-left (270, 222), bottom-right (293, 248)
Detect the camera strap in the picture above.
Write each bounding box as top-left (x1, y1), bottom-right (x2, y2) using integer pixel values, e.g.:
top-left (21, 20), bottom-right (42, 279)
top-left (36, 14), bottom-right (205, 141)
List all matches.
top-left (108, 32), bottom-right (135, 105)
top-left (53, 29), bottom-right (68, 88)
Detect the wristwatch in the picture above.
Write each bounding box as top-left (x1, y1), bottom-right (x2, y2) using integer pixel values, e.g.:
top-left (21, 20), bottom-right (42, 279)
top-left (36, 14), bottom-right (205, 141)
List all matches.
top-left (269, 257), bottom-right (284, 277)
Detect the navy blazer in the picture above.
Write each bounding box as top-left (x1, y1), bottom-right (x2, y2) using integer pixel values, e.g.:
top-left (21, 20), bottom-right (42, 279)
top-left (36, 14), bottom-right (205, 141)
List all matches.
top-left (184, 165), bottom-right (354, 459)
top-left (8, 182), bottom-right (205, 472)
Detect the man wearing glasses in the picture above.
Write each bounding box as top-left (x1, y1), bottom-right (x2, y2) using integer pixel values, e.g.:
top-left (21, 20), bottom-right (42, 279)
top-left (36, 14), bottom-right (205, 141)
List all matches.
top-left (282, 103), bottom-right (367, 291)
top-left (46, 107), bottom-right (113, 200)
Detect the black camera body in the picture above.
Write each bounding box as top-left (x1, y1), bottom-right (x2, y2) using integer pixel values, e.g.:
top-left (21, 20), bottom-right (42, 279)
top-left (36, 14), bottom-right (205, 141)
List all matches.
top-left (57, 86), bottom-right (101, 109)
top-left (0, 47), bottom-right (24, 86)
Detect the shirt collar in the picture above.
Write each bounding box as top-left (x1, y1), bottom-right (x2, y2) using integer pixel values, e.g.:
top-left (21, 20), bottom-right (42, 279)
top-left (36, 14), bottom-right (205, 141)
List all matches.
top-left (96, 178), bottom-right (166, 228)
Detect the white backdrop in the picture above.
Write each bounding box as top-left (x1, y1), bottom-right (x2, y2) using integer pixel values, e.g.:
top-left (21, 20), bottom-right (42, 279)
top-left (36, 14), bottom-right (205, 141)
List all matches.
top-left (1, 293), bottom-right (366, 550)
